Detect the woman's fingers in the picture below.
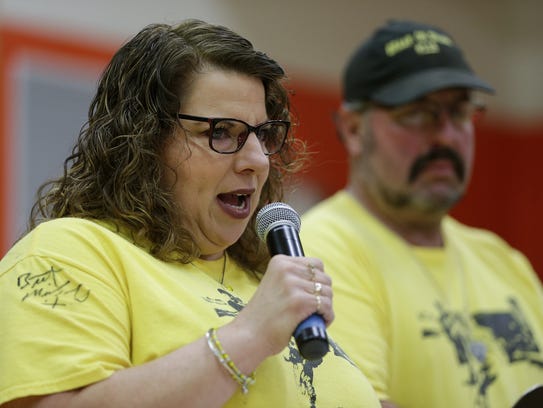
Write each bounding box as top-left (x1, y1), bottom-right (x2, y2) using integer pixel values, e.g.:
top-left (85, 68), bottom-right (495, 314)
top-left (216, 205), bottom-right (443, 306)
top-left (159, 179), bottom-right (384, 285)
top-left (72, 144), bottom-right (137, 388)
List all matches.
top-left (234, 255), bottom-right (334, 356)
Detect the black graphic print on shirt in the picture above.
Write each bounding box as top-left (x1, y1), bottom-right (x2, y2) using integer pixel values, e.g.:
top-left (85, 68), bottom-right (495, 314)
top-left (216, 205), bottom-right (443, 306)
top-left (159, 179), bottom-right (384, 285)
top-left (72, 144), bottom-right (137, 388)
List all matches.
top-left (420, 297), bottom-right (543, 408)
top-left (203, 287), bottom-right (354, 408)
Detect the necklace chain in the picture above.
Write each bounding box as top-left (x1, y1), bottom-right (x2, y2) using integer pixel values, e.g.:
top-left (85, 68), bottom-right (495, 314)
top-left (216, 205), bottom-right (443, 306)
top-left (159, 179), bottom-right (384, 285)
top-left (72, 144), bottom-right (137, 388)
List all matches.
top-left (190, 253), bottom-right (231, 290)
top-left (219, 253), bottom-right (227, 284)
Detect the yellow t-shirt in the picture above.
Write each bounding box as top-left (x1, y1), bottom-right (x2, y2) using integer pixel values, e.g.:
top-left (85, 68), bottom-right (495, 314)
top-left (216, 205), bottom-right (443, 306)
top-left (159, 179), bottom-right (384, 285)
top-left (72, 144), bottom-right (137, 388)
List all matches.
top-left (301, 190), bottom-right (543, 408)
top-left (0, 217), bottom-right (379, 407)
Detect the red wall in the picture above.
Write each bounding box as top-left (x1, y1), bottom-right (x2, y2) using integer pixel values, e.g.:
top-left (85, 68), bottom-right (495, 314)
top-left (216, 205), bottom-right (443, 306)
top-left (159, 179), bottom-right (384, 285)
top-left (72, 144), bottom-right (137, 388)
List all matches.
top-left (451, 122), bottom-right (543, 277)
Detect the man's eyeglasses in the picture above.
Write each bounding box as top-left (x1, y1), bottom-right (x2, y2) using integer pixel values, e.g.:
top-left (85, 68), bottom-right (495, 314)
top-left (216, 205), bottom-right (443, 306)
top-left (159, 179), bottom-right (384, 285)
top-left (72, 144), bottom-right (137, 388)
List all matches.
top-left (177, 114), bottom-right (290, 155)
top-left (382, 99), bottom-right (486, 132)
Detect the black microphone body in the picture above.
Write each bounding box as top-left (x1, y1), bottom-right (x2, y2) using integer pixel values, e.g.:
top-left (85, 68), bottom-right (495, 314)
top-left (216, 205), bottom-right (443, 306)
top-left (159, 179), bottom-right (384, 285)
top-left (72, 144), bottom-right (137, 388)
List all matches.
top-left (266, 224), bottom-right (304, 257)
top-left (256, 203), bottom-right (329, 360)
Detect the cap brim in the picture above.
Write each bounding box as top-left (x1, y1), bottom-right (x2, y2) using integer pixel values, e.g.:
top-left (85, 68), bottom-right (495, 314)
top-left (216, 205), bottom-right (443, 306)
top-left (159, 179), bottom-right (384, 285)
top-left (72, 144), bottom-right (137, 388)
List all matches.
top-left (372, 68), bottom-right (495, 106)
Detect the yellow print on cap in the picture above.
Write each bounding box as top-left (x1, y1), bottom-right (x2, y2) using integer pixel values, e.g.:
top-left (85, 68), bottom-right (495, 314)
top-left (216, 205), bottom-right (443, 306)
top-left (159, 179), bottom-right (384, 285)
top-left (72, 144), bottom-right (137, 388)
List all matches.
top-left (385, 30), bottom-right (454, 57)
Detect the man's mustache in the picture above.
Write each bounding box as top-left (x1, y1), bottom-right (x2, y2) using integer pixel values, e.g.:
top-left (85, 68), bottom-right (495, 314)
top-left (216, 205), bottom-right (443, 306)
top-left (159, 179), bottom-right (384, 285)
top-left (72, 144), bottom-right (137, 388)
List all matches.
top-left (408, 147), bottom-right (465, 183)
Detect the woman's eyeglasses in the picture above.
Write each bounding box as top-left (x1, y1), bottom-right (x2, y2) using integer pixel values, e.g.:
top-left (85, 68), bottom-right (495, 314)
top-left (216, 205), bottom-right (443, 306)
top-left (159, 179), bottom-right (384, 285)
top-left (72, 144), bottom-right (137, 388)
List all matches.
top-left (178, 114), bottom-right (290, 155)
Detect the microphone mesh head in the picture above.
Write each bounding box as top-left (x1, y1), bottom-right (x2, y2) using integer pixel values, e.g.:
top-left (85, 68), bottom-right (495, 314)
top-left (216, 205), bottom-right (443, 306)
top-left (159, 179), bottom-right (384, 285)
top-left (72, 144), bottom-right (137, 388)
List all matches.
top-left (255, 202), bottom-right (301, 242)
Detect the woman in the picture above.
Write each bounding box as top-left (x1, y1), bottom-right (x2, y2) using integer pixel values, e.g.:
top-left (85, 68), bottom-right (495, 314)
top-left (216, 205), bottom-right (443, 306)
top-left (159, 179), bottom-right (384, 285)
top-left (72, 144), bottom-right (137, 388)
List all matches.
top-left (0, 19), bottom-right (379, 407)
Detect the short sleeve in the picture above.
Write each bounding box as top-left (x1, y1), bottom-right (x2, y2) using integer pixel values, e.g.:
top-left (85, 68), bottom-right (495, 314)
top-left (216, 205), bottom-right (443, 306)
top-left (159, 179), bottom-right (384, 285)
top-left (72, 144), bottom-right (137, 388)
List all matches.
top-left (0, 220), bottom-right (131, 404)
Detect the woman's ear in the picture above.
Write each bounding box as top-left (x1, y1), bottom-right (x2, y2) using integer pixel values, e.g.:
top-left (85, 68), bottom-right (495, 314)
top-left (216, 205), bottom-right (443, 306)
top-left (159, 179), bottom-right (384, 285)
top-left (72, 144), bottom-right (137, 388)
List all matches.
top-left (335, 106), bottom-right (365, 157)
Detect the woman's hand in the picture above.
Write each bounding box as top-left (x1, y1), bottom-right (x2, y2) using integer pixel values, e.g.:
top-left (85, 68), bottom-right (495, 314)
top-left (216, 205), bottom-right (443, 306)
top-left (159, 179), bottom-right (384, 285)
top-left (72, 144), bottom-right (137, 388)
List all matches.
top-left (232, 255), bottom-right (333, 357)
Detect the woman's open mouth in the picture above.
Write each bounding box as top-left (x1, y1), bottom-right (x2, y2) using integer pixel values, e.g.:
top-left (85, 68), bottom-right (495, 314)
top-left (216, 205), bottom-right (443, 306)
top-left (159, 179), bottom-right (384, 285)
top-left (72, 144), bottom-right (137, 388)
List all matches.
top-left (217, 193), bottom-right (251, 218)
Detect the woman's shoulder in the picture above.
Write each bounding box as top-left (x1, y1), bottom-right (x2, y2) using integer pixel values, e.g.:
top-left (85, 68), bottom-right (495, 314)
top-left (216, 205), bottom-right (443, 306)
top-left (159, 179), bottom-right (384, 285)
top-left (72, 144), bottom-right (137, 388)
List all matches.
top-left (1, 218), bottom-right (137, 267)
top-left (31, 217), bottom-right (130, 244)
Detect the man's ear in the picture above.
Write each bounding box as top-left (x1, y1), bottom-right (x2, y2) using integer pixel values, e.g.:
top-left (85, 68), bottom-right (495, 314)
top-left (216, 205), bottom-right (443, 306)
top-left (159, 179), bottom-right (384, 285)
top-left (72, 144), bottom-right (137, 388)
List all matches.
top-left (336, 106), bottom-right (365, 157)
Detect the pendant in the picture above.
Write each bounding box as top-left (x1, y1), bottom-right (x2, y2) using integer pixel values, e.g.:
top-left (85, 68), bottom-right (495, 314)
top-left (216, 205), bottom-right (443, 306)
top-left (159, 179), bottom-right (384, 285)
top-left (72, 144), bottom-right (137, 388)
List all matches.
top-left (470, 340), bottom-right (487, 362)
top-left (222, 283), bottom-right (234, 292)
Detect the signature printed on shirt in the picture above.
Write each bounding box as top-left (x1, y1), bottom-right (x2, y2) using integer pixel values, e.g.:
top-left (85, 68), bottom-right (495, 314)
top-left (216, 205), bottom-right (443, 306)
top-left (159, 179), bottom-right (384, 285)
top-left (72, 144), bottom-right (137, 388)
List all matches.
top-left (17, 265), bottom-right (90, 308)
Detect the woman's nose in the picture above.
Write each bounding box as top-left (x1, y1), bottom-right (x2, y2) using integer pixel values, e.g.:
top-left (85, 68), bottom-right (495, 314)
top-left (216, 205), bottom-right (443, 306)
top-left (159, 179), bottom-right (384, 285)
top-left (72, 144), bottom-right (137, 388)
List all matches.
top-left (234, 132), bottom-right (269, 172)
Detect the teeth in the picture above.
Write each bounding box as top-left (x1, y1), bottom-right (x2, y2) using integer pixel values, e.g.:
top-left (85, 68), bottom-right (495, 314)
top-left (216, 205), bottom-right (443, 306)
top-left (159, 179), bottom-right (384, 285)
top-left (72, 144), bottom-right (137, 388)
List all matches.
top-left (219, 193), bottom-right (248, 209)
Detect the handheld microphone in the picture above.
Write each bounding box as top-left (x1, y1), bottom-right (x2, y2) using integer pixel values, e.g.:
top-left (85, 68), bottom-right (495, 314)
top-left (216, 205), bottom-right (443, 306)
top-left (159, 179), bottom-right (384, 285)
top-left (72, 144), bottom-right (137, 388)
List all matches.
top-left (255, 202), bottom-right (329, 360)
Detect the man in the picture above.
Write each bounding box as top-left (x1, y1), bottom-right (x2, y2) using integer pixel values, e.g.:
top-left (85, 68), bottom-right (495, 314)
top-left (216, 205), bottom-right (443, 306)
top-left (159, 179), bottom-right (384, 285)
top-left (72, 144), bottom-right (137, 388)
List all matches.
top-left (300, 19), bottom-right (543, 408)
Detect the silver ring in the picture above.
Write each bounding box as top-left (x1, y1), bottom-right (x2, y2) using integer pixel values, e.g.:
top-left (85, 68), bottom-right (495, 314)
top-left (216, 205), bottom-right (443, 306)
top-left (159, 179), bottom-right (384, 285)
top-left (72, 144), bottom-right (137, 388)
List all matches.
top-left (313, 281), bottom-right (322, 296)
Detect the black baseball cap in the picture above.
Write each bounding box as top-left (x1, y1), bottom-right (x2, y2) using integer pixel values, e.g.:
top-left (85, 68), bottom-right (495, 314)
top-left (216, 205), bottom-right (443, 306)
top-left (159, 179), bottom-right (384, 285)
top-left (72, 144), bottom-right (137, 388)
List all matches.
top-left (343, 19), bottom-right (495, 106)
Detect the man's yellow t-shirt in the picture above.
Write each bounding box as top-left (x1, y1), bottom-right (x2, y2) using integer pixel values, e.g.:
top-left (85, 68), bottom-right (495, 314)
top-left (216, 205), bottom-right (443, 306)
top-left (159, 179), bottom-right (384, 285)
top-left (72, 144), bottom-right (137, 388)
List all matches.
top-left (301, 190), bottom-right (543, 408)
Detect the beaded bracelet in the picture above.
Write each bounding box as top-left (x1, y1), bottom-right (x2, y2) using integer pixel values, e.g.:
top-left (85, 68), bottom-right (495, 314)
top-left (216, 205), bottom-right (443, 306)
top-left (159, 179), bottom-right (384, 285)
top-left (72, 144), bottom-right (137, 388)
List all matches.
top-left (206, 328), bottom-right (256, 394)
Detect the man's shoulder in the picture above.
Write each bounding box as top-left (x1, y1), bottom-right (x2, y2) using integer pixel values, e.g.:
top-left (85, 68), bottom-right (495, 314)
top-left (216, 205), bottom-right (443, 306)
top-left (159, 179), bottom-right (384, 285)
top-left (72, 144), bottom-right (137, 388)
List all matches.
top-left (300, 191), bottom-right (396, 258)
top-left (302, 190), bottom-right (362, 226)
top-left (444, 216), bottom-right (511, 248)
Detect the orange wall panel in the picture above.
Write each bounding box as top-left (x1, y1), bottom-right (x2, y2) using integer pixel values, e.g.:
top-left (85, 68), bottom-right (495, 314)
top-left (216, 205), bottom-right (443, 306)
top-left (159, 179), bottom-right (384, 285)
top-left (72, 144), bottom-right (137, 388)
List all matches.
top-left (0, 25), bottom-right (113, 252)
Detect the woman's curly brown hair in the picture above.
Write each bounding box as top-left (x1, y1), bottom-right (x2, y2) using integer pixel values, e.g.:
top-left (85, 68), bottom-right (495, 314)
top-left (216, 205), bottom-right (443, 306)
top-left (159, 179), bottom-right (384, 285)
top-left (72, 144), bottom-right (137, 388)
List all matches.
top-left (29, 19), bottom-right (308, 274)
